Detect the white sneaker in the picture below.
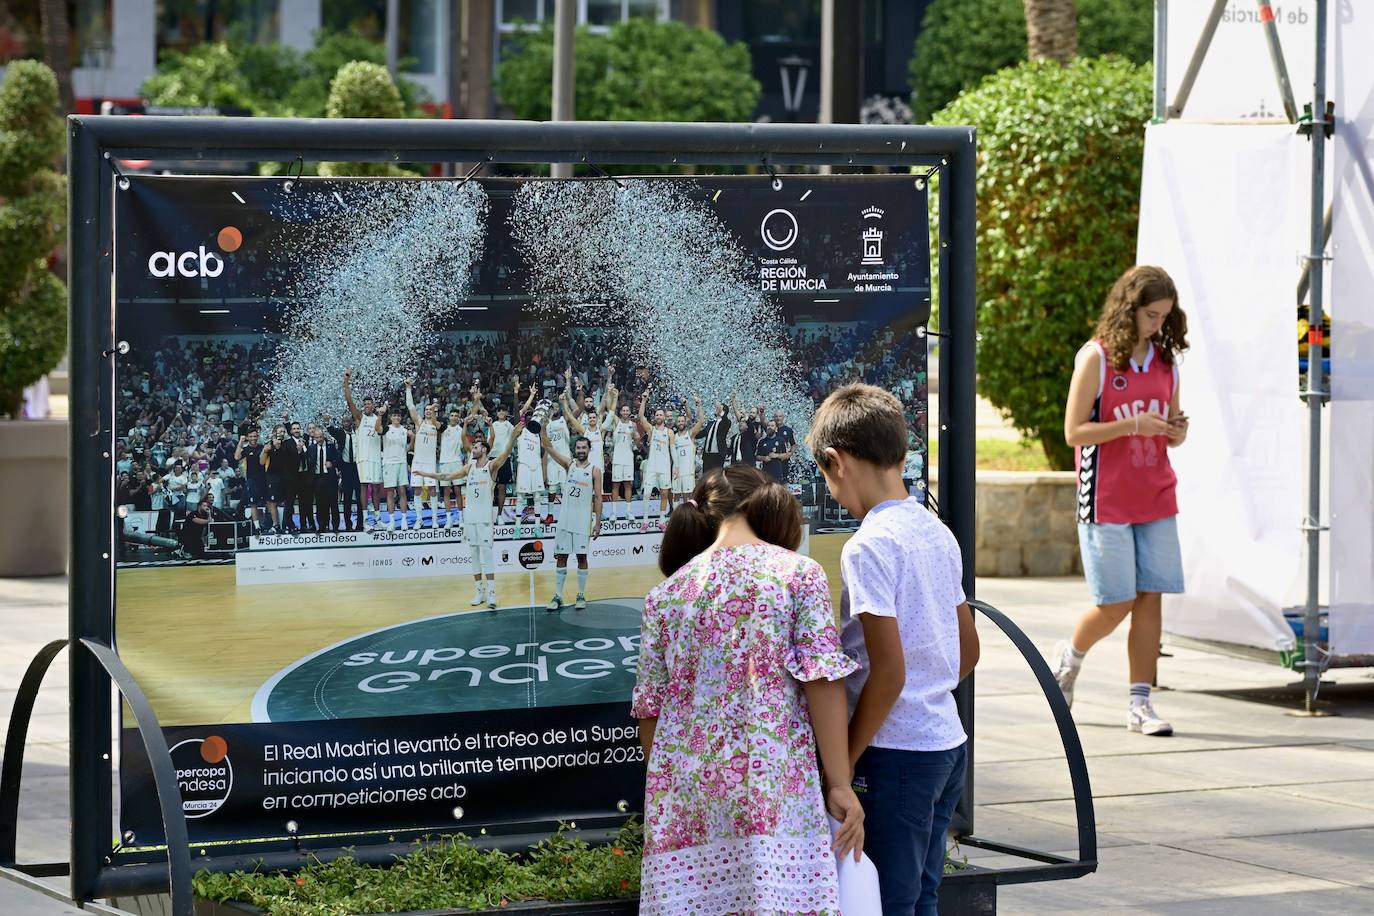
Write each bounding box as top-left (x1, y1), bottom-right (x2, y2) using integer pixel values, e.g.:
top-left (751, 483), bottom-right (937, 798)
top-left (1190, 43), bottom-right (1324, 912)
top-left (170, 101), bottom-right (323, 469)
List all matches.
top-left (399, 516), bottom-right (409, 530)
top-left (444, 515), bottom-right (453, 530)
top-left (431, 513), bottom-right (440, 529)
top-left (546, 595), bottom-right (563, 612)
top-left (486, 589), bottom-right (497, 610)
top-left (386, 518), bottom-right (395, 531)
top-left (470, 591), bottom-right (484, 607)
top-left (574, 594), bottom-right (587, 611)
top-left (1051, 641), bottom-right (1080, 709)
top-left (1128, 701), bottom-right (1173, 736)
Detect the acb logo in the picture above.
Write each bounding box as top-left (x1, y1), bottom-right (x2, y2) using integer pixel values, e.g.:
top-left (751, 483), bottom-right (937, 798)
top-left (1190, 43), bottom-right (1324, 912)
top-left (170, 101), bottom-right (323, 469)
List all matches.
top-left (147, 225), bottom-right (243, 279)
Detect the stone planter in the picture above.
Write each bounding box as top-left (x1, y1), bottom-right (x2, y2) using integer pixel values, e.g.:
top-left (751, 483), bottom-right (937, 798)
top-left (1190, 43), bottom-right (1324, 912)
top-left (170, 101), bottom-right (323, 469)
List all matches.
top-left (0, 418), bottom-right (68, 576)
top-left (972, 471), bottom-right (1082, 578)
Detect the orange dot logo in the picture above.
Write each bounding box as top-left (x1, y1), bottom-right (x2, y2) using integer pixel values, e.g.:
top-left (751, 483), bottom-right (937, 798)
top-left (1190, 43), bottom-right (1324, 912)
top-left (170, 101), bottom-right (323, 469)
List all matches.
top-left (200, 735), bottom-right (228, 764)
top-left (217, 226), bottom-right (243, 253)
top-left (532, 541), bottom-right (543, 551)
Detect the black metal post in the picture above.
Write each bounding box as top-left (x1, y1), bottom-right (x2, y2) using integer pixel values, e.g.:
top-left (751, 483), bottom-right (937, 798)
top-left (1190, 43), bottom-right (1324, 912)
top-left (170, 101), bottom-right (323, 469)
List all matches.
top-left (942, 131), bottom-right (978, 832)
top-left (67, 116), bottom-right (116, 906)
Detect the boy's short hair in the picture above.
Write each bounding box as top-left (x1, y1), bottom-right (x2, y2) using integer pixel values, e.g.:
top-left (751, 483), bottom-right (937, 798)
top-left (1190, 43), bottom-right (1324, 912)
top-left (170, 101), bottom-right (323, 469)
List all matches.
top-left (806, 383), bottom-right (907, 470)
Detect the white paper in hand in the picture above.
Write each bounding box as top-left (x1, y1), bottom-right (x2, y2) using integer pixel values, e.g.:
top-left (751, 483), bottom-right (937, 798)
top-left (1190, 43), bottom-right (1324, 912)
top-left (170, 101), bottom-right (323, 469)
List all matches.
top-left (828, 814), bottom-right (883, 915)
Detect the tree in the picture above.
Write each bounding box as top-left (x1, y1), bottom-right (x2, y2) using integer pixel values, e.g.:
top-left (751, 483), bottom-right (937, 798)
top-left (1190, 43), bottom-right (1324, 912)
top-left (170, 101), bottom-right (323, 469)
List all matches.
top-left (0, 61), bottom-right (67, 418)
top-left (140, 32), bottom-right (428, 119)
top-left (318, 62), bottom-right (409, 178)
top-left (496, 19), bottom-right (759, 124)
top-left (38, 0), bottom-right (73, 114)
top-left (932, 57), bottom-right (1152, 469)
top-left (908, 0), bottom-right (1151, 123)
top-left (1024, 0), bottom-right (1078, 63)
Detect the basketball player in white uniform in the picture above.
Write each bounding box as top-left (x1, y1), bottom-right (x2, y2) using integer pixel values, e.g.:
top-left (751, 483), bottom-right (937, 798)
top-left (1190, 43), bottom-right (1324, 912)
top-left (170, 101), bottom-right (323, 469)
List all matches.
top-left (488, 402), bottom-right (516, 522)
top-left (544, 409), bottom-right (571, 501)
top-left (405, 380), bottom-right (441, 528)
top-left (513, 383), bottom-right (547, 525)
top-left (343, 369), bottom-right (383, 530)
top-left (415, 419), bottom-right (524, 609)
top-left (562, 392), bottom-right (608, 520)
top-left (437, 405), bottom-right (466, 530)
top-left (637, 387), bottom-right (673, 532)
top-left (541, 425), bottom-right (602, 611)
top-left (378, 402), bottom-right (413, 530)
top-left (672, 396), bottom-right (707, 503)
top-left (607, 383), bottom-right (639, 524)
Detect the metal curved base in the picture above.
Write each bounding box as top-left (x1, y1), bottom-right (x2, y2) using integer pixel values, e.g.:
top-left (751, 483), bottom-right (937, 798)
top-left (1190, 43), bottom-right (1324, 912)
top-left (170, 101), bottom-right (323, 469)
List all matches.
top-left (960, 600), bottom-right (1098, 884)
top-left (0, 638), bottom-right (194, 916)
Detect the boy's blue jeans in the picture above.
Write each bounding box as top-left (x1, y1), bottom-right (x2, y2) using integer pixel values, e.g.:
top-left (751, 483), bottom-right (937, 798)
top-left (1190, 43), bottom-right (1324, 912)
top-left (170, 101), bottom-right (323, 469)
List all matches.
top-left (852, 741), bottom-right (967, 916)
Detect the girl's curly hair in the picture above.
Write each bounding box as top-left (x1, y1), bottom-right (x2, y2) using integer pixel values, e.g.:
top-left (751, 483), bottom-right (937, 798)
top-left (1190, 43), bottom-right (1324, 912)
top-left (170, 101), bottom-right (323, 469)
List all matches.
top-left (1095, 266), bottom-right (1189, 370)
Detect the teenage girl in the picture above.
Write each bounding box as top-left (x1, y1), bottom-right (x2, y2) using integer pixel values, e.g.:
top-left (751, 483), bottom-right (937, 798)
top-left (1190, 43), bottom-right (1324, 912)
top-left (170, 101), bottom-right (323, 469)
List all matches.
top-left (1053, 265), bottom-right (1190, 737)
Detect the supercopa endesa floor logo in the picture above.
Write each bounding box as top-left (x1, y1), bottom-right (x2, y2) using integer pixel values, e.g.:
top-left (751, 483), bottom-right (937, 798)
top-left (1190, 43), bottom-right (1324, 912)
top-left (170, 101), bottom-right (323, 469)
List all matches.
top-left (147, 224), bottom-right (243, 279)
top-left (170, 735), bottom-right (234, 817)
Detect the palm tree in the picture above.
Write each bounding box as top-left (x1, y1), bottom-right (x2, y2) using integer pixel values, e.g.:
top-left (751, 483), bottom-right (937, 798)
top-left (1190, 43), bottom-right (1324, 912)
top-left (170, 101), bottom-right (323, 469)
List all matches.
top-left (1023, 0), bottom-right (1078, 63)
top-left (39, 0), bottom-right (74, 114)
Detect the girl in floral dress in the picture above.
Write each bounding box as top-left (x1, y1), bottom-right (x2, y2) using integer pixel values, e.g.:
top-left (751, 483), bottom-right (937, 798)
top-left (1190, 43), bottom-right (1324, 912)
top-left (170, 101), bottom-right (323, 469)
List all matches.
top-left (632, 465), bottom-right (864, 915)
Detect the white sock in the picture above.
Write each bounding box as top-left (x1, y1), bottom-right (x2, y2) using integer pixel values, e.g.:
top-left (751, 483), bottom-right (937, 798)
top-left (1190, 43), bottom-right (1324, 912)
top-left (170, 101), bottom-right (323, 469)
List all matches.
top-left (1130, 683), bottom-right (1151, 707)
top-left (576, 568), bottom-right (588, 596)
top-left (554, 568), bottom-right (567, 599)
top-left (1065, 644), bottom-right (1086, 670)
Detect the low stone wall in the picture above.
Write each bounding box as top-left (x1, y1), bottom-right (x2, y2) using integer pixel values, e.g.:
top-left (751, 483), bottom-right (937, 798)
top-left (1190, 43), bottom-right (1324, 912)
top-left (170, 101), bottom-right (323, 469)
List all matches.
top-left (973, 471), bottom-right (1081, 577)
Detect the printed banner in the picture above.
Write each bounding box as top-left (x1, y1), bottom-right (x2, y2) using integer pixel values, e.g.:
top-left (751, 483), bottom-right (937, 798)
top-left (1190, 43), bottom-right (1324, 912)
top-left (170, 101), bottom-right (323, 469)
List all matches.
top-left (111, 174), bottom-right (929, 847)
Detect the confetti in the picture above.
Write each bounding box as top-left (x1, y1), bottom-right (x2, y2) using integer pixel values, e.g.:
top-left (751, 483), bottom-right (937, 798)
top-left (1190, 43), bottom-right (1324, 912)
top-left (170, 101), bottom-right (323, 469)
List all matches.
top-left (509, 180), bottom-right (816, 475)
top-left (261, 180), bottom-right (489, 424)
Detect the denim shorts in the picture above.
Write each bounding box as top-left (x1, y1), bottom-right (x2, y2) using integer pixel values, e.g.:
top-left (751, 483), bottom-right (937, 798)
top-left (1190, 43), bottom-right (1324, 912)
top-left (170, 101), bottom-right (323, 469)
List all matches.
top-left (1077, 515), bottom-right (1184, 606)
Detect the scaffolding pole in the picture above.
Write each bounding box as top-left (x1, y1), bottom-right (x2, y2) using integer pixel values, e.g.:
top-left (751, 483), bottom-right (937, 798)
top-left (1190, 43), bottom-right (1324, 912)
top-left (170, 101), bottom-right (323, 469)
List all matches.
top-left (1301, 0), bottom-right (1330, 712)
top-left (1256, 0), bottom-right (1300, 122)
top-left (1153, 0), bottom-right (1168, 121)
top-left (1167, 0), bottom-right (1227, 119)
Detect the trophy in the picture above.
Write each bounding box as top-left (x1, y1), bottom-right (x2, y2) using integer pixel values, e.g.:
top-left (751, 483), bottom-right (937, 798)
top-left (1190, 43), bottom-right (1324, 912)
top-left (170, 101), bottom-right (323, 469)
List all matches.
top-left (527, 398), bottom-right (555, 435)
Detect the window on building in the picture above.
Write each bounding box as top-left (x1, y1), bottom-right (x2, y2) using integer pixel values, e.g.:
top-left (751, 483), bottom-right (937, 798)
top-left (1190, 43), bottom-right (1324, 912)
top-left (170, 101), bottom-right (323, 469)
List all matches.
top-left (322, 0), bottom-right (385, 43)
top-left (0, 1), bottom-right (113, 68)
top-left (497, 0), bottom-right (667, 33)
top-left (322, 0), bottom-right (439, 74)
top-left (399, 0), bottom-right (439, 74)
top-left (156, 0), bottom-right (280, 57)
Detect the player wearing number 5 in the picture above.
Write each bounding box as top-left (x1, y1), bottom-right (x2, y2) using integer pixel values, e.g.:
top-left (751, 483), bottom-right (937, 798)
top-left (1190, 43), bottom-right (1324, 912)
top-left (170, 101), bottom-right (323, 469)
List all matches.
top-left (1055, 265), bottom-right (1190, 737)
top-left (541, 423), bottom-right (603, 612)
top-left (415, 420), bottom-right (524, 609)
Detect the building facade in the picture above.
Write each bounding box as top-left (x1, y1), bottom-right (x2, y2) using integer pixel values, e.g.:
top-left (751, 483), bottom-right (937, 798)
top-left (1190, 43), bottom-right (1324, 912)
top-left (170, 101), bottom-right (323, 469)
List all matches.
top-left (0, 0), bottom-right (928, 120)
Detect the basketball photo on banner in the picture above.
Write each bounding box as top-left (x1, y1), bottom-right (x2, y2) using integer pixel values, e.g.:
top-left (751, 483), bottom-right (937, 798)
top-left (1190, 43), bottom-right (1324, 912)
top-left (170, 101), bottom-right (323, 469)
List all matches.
top-left (111, 174), bottom-right (930, 846)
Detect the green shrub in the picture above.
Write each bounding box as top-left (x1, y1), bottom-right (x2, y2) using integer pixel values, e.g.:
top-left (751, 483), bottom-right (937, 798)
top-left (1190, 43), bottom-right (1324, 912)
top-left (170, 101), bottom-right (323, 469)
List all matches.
top-left (0, 61), bottom-right (67, 419)
top-left (496, 19), bottom-right (759, 123)
top-left (909, 0), bottom-right (1152, 123)
top-left (319, 62), bottom-right (409, 178)
top-left (140, 32), bottom-right (428, 120)
top-left (932, 57), bottom-right (1152, 469)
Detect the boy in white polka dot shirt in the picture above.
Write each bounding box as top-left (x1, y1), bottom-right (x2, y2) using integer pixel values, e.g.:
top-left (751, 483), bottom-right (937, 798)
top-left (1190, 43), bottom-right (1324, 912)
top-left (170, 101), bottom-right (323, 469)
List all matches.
top-left (808, 383), bottom-right (980, 915)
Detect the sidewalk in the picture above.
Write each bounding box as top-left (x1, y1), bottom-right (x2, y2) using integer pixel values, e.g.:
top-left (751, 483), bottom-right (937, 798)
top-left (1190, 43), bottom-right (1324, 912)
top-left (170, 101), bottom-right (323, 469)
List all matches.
top-left (0, 575), bottom-right (1371, 913)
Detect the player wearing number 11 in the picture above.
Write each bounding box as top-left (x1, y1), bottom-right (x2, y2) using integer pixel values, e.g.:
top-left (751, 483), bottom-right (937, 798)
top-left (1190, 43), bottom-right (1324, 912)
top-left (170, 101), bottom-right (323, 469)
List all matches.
top-left (541, 425), bottom-right (603, 612)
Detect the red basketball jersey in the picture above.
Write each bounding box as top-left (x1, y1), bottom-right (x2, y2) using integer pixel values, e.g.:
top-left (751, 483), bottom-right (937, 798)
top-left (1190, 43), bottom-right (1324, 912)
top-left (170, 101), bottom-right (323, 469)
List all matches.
top-left (1075, 340), bottom-right (1178, 525)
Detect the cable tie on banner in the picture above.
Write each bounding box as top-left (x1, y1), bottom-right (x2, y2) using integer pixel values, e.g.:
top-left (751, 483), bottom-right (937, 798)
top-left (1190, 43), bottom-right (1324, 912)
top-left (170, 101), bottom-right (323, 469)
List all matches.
top-left (913, 165), bottom-right (939, 191)
top-left (101, 340), bottom-right (130, 359)
top-left (103, 151), bottom-right (130, 190)
top-left (762, 156), bottom-right (782, 191)
top-left (456, 156), bottom-right (492, 189)
top-left (283, 156), bottom-right (304, 193)
top-left (580, 156), bottom-right (627, 189)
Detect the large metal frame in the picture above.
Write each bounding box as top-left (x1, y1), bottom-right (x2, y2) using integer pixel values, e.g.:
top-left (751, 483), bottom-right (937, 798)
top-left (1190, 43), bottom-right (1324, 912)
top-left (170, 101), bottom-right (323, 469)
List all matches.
top-left (1152, 1), bottom-right (1335, 711)
top-left (0, 115), bottom-right (1094, 912)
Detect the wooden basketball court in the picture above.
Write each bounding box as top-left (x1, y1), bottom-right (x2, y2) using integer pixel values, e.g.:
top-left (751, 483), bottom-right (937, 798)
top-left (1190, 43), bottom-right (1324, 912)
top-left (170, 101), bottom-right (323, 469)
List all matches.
top-left (115, 533), bottom-right (851, 726)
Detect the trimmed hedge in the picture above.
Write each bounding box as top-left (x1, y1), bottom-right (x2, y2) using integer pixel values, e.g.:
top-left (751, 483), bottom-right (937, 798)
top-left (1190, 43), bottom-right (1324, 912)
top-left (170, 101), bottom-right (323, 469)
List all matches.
top-left (0, 61), bottom-right (67, 418)
top-left (910, 0), bottom-right (1152, 123)
top-left (932, 57), bottom-right (1152, 469)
